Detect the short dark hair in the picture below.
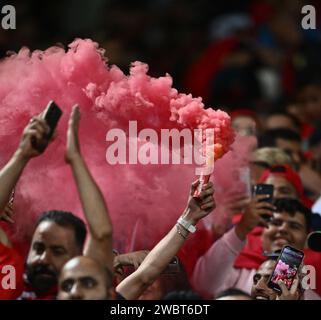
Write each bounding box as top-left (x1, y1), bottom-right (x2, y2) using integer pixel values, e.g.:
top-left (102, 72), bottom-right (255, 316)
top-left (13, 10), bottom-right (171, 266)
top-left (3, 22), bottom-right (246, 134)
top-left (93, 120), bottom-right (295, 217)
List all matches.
top-left (273, 198), bottom-right (311, 231)
top-left (215, 288), bottom-right (252, 300)
top-left (36, 210), bottom-right (87, 251)
top-left (258, 129), bottom-right (301, 148)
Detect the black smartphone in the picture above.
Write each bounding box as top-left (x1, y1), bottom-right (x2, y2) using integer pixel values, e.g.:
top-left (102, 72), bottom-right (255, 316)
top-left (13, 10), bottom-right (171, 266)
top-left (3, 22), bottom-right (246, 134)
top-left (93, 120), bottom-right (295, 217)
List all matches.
top-left (253, 183), bottom-right (274, 221)
top-left (267, 245), bottom-right (304, 293)
top-left (32, 101), bottom-right (62, 152)
top-left (43, 100), bottom-right (62, 140)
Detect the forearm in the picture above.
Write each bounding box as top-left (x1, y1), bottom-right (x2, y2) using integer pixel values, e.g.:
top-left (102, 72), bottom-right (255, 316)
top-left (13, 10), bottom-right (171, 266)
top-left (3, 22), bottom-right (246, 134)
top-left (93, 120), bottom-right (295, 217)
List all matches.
top-left (137, 207), bottom-right (198, 282)
top-left (69, 155), bottom-right (112, 239)
top-left (235, 221), bottom-right (252, 241)
top-left (116, 225), bottom-right (186, 300)
top-left (140, 226), bottom-right (185, 277)
top-left (0, 150), bottom-right (28, 212)
top-left (117, 180), bottom-right (215, 299)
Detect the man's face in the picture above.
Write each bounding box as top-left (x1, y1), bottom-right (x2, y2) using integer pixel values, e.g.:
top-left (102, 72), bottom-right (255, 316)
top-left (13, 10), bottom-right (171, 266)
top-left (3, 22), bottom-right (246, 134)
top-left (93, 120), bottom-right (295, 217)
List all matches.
top-left (26, 221), bottom-right (80, 294)
top-left (265, 175), bottom-right (298, 199)
top-left (232, 116), bottom-right (256, 136)
top-left (275, 138), bottom-right (302, 167)
top-left (58, 257), bottom-right (110, 300)
top-left (251, 260), bottom-right (277, 300)
top-left (262, 212), bottom-right (307, 253)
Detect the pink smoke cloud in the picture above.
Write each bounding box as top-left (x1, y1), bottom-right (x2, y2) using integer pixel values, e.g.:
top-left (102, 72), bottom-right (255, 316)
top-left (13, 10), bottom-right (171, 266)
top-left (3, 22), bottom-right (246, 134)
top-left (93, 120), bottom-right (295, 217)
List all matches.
top-left (0, 39), bottom-right (236, 257)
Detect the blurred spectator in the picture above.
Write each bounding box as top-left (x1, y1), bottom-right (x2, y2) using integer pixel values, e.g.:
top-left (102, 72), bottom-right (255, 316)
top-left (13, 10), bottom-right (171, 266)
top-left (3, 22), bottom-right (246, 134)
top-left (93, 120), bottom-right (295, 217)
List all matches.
top-left (231, 109), bottom-right (260, 137)
top-left (249, 148), bottom-right (294, 185)
top-left (264, 111), bottom-right (301, 133)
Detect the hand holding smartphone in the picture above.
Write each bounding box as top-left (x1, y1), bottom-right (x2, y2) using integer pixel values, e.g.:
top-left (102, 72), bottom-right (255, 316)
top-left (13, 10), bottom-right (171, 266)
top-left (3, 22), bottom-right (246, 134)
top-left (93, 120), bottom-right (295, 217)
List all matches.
top-left (42, 100), bottom-right (63, 140)
top-left (267, 245), bottom-right (304, 293)
top-left (32, 100), bottom-right (62, 152)
top-left (253, 184), bottom-right (274, 222)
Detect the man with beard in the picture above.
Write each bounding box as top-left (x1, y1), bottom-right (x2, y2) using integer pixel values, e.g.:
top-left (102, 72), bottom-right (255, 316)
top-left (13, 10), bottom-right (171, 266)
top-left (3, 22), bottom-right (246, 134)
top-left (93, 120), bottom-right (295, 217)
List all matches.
top-left (0, 105), bottom-right (113, 299)
top-left (192, 198), bottom-right (321, 299)
top-left (22, 210), bottom-right (87, 299)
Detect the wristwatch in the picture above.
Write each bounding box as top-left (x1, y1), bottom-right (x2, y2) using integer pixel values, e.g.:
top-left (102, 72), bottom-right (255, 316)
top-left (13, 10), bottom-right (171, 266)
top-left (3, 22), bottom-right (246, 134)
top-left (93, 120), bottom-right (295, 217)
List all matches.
top-left (177, 217), bottom-right (196, 233)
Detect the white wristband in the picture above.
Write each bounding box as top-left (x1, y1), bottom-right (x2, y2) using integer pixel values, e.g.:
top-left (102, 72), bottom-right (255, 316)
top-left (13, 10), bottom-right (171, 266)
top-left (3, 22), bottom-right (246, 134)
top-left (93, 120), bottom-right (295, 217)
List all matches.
top-left (177, 217), bottom-right (196, 233)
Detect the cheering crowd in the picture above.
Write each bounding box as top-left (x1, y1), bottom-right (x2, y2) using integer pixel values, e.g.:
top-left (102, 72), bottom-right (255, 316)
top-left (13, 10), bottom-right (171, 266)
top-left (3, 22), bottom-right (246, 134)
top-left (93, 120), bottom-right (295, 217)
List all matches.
top-left (1, 0), bottom-right (321, 301)
top-left (0, 92), bottom-right (320, 300)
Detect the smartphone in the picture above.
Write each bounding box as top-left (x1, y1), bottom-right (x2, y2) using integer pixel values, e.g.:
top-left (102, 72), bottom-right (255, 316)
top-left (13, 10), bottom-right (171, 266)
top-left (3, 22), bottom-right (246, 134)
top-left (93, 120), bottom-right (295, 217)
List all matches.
top-left (42, 100), bottom-right (63, 140)
top-left (32, 101), bottom-right (62, 151)
top-left (253, 184), bottom-right (274, 221)
top-left (267, 245), bottom-right (304, 293)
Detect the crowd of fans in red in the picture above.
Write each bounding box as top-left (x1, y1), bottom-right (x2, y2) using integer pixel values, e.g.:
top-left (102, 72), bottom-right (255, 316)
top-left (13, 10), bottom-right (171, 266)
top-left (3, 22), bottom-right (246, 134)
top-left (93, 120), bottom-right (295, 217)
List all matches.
top-left (1, 0), bottom-right (321, 300)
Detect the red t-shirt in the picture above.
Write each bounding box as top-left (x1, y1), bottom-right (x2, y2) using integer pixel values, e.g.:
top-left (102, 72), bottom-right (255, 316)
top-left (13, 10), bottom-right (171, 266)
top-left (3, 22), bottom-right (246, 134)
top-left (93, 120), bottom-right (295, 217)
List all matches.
top-left (0, 242), bottom-right (24, 300)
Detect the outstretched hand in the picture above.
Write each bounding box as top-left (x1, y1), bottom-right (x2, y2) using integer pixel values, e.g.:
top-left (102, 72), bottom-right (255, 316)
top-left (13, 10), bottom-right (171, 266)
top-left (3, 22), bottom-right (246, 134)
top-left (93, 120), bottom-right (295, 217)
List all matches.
top-left (182, 180), bottom-right (215, 225)
top-left (235, 195), bottom-right (276, 240)
top-left (65, 105), bottom-right (81, 164)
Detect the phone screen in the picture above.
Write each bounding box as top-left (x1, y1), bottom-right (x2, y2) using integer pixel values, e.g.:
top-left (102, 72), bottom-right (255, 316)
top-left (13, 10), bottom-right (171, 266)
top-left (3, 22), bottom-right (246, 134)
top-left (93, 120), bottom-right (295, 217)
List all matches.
top-left (268, 246), bottom-right (304, 292)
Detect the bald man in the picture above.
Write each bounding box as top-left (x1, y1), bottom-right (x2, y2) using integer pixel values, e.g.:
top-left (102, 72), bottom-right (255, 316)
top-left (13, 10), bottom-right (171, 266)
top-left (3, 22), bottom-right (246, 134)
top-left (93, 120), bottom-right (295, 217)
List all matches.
top-left (57, 256), bottom-right (113, 300)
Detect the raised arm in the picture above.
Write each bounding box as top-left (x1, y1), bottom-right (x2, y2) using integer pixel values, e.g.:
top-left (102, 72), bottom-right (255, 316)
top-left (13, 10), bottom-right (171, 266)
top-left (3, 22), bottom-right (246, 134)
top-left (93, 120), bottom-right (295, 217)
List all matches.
top-left (116, 180), bottom-right (215, 300)
top-left (0, 116), bottom-right (49, 212)
top-left (0, 115), bottom-right (50, 245)
top-left (65, 106), bottom-right (113, 273)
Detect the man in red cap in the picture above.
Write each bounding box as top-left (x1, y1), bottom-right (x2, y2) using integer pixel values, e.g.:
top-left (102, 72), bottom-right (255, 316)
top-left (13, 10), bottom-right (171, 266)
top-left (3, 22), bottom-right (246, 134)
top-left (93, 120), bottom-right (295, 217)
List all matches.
top-left (258, 165), bottom-right (312, 207)
top-left (258, 165), bottom-right (321, 229)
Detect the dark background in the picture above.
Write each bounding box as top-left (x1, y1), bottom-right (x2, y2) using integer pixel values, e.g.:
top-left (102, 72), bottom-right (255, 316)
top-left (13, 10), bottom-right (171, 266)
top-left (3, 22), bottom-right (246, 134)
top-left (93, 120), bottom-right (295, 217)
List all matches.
top-left (1, 0), bottom-right (321, 112)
